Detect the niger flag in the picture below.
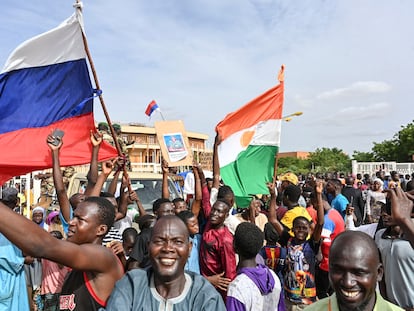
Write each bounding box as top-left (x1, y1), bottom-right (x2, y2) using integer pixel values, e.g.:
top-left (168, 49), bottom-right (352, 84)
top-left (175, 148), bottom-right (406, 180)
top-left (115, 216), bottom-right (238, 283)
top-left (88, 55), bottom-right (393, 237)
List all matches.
top-left (215, 66), bottom-right (285, 207)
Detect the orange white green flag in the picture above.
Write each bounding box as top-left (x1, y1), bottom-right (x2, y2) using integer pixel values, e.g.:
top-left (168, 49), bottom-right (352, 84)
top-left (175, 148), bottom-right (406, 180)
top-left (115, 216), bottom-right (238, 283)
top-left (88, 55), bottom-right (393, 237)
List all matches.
top-left (215, 65), bottom-right (285, 207)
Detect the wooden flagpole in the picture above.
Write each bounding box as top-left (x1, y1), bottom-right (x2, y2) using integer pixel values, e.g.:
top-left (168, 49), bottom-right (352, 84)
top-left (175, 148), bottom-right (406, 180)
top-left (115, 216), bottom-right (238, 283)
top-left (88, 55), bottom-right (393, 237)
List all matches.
top-left (74, 3), bottom-right (121, 155)
top-left (74, 2), bottom-right (145, 213)
top-left (272, 155), bottom-right (279, 189)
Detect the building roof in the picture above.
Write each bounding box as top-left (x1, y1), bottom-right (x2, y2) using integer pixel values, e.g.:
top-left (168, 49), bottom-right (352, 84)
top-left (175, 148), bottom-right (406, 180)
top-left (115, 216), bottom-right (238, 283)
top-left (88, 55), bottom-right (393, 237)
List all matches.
top-left (118, 124), bottom-right (209, 140)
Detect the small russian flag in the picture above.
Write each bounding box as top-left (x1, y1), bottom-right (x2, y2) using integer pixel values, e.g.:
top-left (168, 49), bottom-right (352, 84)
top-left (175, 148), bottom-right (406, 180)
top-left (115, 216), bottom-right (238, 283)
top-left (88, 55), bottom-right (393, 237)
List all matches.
top-left (145, 100), bottom-right (159, 117)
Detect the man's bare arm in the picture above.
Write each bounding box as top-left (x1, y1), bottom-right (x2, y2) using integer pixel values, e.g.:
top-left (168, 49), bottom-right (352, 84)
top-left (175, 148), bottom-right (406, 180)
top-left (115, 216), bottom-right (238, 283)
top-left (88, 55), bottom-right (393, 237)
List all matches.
top-left (191, 163), bottom-right (202, 218)
top-left (85, 131), bottom-right (102, 196)
top-left (47, 134), bottom-right (71, 222)
top-left (212, 133), bottom-right (221, 190)
top-left (161, 159), bottom-right (170, 199)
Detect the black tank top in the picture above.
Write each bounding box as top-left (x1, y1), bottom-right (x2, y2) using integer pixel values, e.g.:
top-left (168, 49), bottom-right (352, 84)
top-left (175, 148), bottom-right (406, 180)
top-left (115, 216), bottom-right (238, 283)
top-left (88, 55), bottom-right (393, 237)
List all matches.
top-left (59, 270), bottom-right (106, 311)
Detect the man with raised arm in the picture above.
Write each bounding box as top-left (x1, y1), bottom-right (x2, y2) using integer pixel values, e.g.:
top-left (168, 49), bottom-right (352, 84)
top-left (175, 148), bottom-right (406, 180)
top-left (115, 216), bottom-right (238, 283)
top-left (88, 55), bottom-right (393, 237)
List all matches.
top-left (268, 181), bottom-right (324, 310)
top-left (52, 131), bottom-right (102, 234)
top-left (0, 194), bottom-right (124, 311)
top-left (0, 132), bottom-right (124, 310)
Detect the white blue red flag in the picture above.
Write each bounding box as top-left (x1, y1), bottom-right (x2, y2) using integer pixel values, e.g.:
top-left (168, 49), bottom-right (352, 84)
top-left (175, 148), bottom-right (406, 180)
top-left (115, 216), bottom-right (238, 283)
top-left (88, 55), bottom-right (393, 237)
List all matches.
top-left (0, 8), bottom-right (117, 184)
top-left (145, 100), bottom-right (160, 117)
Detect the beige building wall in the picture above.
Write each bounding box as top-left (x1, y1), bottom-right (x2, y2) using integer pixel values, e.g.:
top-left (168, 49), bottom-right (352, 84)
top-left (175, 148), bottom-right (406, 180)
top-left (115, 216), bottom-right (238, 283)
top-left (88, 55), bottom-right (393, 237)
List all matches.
top-left (118, 124), bottom-right (211, 172)
top-left (278, 151), bottom-right (310, 160)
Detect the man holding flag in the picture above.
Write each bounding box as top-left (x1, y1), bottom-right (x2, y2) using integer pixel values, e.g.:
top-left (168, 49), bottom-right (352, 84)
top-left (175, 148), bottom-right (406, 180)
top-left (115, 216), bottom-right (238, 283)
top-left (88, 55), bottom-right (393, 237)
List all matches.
top-left (0, 4), bottom-right (123, 310)
top-left (0, 1), bottom-right (117, 185)
top-left (215, 66), bottom-right (285, 207)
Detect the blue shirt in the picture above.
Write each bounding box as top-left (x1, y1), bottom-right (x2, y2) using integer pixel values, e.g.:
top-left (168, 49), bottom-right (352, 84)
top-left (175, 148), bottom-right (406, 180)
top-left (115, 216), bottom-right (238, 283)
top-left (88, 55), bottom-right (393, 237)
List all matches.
top-left (331, 194), bottom-right (349, 218)
top-left (106, 269), bottom-right (225, 310)
top-left (0, 233), bottom-right (30, 311)
top-left (186, 234), bottom-right (201, 274)
top-left (59, 207), bottom-right (73, 235)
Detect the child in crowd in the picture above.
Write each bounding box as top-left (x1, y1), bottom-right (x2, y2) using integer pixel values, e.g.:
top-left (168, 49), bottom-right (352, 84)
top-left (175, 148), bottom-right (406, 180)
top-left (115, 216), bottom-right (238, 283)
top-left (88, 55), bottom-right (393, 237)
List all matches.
top-left (26, 206), bottom-right (47, 311)
top-left (173, 197), bottom-right (188, 214)
top-left (177, 210), bottom-right (201, 274)
top-left (46, 210), bottom-right (65, 237)
top-left (267, 181), bottom-right (324, 310)
top-left (259, 222), bottom-right (287, 285)
top-left (127, 214), bottom-right (156, 270)
top-left (122, 227), bottom-right (138, 261)
top-left (227, 222), bottom-right (283, 311)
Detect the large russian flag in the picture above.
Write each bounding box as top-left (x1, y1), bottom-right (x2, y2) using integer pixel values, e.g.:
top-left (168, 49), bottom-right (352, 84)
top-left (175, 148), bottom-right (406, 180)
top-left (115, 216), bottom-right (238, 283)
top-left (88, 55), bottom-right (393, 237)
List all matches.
top-left (215, 66), bottom-right (285, 207)
top-left (0, 10), bottom-right (117, 185)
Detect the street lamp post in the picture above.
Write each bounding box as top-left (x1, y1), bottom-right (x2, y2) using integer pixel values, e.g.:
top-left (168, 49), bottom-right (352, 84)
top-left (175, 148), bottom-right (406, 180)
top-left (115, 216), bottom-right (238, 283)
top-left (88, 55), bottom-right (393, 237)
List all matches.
top-left (272, 111), bottom-right (304, 185)
top-left (282, 111), bottom-right (303, 121)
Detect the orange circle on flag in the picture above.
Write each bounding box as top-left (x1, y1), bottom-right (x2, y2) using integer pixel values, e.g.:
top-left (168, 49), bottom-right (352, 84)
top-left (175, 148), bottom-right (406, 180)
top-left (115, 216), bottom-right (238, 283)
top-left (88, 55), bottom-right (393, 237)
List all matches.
top-left (240, 130), bottom-right (255, 148)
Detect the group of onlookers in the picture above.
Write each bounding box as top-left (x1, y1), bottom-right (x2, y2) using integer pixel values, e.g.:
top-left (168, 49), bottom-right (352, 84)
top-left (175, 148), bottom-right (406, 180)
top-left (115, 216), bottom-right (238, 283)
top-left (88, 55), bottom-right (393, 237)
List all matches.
top-left (1, 130), bottom-right (414, 311)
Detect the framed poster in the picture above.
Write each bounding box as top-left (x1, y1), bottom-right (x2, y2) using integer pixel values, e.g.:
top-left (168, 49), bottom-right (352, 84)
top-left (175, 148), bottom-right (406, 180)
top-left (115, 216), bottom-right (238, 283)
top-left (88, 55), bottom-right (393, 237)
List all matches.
top-left (155, 120), bottom-right (193, 166)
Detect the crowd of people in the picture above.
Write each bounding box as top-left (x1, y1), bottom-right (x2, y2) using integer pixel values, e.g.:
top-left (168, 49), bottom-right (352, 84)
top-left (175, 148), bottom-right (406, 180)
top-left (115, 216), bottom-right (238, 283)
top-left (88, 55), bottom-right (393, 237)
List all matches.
top-left (1, 130), bottom-right (414, 311)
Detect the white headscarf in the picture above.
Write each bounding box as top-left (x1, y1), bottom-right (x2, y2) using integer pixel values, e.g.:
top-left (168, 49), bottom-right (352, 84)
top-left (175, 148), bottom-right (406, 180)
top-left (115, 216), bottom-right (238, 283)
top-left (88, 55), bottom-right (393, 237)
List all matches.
top-left (372, 178), bottom-right (384, 190)
top-left (32, 206), bottom-right (45, 215)
top-left (32, 206), bottom-right (46, 227)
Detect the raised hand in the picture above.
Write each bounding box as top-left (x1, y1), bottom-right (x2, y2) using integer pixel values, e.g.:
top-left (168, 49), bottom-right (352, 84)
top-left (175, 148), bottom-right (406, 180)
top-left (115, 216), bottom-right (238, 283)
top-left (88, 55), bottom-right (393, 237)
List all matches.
top-left (315, 180), bottom-right (324, 194)
top-left (192, 160), bottom-right (200, 170)
top-left (214, 133), bottom-right (222, 146)
top-left (46, 132), bottom-right (63, 151)
top-left (386, 187), bottom-right (414, 225)
top-left (90, 130), bottom-right (103, 147)
top-left (161, 159), bottom-right (169, 174)
top-left (102, 158), bottom-right (117, 176)
top-left (386, 187), bottom-right (414, 248)
top-left (114, 156), bottom-right (126, 172)
top-left (128, 190), bottom-right (138, 203)
top-left (266, 182), bottom-right (277, 196)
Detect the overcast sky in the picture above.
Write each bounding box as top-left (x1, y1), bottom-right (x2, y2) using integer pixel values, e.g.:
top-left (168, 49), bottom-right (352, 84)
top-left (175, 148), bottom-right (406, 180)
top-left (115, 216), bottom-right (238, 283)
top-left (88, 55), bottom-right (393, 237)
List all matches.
top-left (2, 1), bottom-right (413, 156)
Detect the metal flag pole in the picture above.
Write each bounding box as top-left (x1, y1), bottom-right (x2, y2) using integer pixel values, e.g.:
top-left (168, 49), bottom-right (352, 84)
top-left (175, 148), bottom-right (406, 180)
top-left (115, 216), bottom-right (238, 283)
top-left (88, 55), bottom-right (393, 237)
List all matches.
top-left (158, 110), bottom-right (166, 121)
top-left (272, 65), bottom-right (285, 188)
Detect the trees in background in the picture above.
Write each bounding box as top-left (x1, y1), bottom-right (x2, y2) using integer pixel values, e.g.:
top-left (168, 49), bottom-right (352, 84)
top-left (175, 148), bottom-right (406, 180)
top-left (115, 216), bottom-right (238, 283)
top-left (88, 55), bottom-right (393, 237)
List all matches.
top-left (278, 120), bottom-right (414, 175)
top-left (278, 147), bottom-right (351, 175)
top-left (352, 120), bottom-right (414, 162)
top-left (351, 151), bottom-right (376, 162)
top-left (307, 147), bottom-right (351, 173)
top-left (277, 156), bottom-right (310, 175)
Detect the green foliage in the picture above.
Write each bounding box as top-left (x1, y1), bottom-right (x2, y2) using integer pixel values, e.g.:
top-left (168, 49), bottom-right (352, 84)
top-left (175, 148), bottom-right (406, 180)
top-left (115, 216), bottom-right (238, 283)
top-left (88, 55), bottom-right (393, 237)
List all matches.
top-left (352, 151), bottom-right (375, 162)
top-left (396, 121), bottom-right (414, 162)
top-left (277, 157), bottom-right (310, 175)
top-left (369, 120), bottom-right (414, 162)
top-left (307, 147), bottom-right (351, 173)
top-left (277, 148), bottom-right (351, 174)
top-left (277, 120), bottom-right (414, 175)
top-left (372, 139), bottom-right (397, 161)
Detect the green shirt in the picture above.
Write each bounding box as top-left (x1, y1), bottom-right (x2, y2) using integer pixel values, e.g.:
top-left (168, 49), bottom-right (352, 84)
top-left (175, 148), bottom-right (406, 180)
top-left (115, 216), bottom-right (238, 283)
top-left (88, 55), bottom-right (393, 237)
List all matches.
top-left (303, 292), bottom-right (403, 311)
